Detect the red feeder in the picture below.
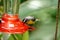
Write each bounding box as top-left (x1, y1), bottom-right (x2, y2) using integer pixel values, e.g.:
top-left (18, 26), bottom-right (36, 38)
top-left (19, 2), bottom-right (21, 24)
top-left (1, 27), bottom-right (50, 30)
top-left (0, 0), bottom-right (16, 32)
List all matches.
top-left (0, 14), bottom-right (29, 34)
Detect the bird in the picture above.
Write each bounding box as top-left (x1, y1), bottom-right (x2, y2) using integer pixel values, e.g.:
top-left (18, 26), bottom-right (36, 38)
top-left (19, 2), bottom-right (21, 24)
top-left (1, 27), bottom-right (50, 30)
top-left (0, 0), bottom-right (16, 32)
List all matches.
top-left (23, 16), bottom-right (39, 31)
top-left (23, 16), bottom-right (39, 25)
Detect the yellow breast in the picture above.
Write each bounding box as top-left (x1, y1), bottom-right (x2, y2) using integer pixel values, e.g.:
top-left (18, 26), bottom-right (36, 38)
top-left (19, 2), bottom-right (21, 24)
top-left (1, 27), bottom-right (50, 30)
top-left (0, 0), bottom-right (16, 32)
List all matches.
top-left (26, 20), bottom-right (35, 25)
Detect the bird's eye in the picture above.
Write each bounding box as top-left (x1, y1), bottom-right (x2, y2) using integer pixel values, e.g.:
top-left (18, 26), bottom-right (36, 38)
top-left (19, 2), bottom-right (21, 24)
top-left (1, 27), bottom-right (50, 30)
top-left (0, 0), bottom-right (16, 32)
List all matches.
top-left (32, 18), bottom-right (36, 21)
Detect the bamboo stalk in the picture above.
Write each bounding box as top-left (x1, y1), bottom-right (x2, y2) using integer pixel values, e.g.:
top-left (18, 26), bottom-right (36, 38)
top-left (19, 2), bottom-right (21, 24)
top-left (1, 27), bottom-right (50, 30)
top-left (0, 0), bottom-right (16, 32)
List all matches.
top-left (54, 0), bottom-right (60, 40)
top-left (3, 0), bottom-right (7, 13)
top-left (13, 0), bottom-right (20, 14)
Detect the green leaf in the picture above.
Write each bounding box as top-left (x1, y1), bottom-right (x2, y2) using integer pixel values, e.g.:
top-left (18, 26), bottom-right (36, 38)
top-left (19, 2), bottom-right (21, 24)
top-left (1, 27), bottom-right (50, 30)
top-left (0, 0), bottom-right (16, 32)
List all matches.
top-left (22, 31), bottom-right (29, 40)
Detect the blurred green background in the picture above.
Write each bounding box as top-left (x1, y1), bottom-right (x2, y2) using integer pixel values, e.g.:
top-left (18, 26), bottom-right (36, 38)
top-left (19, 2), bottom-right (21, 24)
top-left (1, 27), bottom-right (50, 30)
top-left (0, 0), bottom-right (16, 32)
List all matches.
top-left (0, 0), bottom-right (60, 40)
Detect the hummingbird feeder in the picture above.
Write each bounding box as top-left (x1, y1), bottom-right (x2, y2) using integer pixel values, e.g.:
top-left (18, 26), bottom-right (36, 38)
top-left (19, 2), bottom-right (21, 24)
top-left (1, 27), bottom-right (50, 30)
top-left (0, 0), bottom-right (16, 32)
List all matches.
top-left (0, 13), bottom-right (29, 34)
top-left (0, 0), bottom-right (32, 34)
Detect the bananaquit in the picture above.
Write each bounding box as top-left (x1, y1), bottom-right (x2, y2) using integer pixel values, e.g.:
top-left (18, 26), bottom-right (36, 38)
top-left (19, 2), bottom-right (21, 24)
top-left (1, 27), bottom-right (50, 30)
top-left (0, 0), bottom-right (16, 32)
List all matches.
top-left (23, 16), bottom-right (39, 25)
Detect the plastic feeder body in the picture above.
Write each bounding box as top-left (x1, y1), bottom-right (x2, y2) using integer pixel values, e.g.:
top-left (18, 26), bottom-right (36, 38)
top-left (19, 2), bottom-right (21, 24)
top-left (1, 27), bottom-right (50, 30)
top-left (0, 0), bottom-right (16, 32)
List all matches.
top-left (0, 14), bottom-right (29, 34)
